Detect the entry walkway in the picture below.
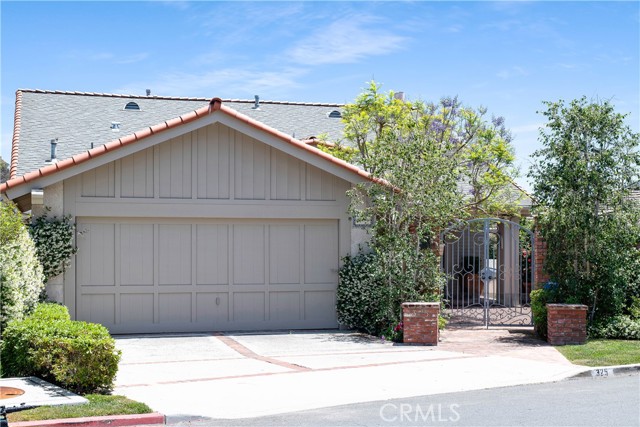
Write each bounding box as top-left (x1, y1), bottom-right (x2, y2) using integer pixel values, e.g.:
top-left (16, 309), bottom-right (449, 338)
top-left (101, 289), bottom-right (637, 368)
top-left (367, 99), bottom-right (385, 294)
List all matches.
top-left (113, 328), bottom-right (585, 421)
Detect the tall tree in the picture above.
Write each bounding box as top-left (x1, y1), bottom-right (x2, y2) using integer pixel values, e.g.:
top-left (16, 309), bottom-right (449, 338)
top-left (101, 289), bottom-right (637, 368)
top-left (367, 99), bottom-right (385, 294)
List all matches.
top-left (341, 82), bottom-right (520, 319)
top-left (529, 97), bottom-right (640, 321)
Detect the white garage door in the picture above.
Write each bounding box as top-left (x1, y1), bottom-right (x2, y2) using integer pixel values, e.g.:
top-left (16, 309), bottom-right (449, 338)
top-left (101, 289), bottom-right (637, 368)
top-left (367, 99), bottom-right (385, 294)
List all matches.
top-left (75, 218), bottom-right (339, 333)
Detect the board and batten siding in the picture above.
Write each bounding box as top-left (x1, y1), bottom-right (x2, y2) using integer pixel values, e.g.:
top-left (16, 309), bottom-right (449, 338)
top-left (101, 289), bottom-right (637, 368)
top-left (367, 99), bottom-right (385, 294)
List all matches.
top-left (75, 122), bottom-right (346, 204)
top-left (63, 122), bottom-right (353, 333)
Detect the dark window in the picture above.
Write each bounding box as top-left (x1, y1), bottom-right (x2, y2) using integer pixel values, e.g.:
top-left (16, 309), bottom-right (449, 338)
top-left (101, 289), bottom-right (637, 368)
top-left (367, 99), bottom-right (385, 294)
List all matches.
top-left (124, 102), bottom-right (140, 111)
top-left (328, 110), bottom-right (342, 118)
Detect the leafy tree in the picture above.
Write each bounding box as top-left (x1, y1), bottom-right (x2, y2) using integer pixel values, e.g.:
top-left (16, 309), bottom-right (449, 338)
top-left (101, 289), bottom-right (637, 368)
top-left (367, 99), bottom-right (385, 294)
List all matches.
top-left (529, 97), bottom-right (640, 322)
top-left (337, 82), bottom-right (520, 332)
top-left (342, 82), bottom-right (520, 218)
top-left (0, 156), bottom-right (9, 183)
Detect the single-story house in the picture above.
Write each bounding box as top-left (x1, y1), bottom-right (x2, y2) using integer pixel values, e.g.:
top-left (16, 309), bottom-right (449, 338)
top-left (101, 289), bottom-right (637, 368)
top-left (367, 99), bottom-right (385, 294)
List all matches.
top-left (1, 89), bottom-right (373, 333)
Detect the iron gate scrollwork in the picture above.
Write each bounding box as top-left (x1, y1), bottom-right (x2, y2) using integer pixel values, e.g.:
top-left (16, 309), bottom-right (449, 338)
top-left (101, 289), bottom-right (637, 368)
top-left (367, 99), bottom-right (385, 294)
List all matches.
top-left (441, 218), bottom-right (534, 327)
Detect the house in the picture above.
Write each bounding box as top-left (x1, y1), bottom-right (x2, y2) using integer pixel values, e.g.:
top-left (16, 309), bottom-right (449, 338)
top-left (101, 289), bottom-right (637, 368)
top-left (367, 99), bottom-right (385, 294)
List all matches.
top-left (1, 89), bottom-right (372, 333)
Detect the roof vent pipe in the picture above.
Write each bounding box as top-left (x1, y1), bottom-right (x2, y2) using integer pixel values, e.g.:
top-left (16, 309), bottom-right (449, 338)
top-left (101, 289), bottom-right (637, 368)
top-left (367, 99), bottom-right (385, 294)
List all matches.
top-left (253, 95), bottom-right (260, 109)
top-left (394, 91), bottom-right (405, 101)
top-left (50, 139), bottom-right (58, 162)
top-left (146, 89), bottom-right (151, 96)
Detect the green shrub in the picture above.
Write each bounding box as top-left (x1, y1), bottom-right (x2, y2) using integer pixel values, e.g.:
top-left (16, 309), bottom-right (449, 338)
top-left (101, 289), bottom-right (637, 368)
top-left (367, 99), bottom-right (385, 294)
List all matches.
top-left (29, 302), bottom-right (70, 322)
top-left (588, 315), bottom-right (640, 340)
top-left (438, 314), bottom-right (448, 331)
top-left (627, 296), bottom-right (640, 320)
top-left (0, 201), bottom-right (45, 331)
top-left (1, 303), bottom-right (121, 394)
top-left (337, 252), bottom-right (395, 336)
top-left (530, 283), bottom-right (559, 339)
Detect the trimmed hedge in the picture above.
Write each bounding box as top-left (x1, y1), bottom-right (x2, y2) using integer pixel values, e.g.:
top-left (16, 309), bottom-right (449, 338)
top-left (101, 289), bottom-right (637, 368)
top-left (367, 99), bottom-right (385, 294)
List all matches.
top-left (337, 252), bottom-right (394, 336)
top-left (1, 303), bottom-right (121, 394)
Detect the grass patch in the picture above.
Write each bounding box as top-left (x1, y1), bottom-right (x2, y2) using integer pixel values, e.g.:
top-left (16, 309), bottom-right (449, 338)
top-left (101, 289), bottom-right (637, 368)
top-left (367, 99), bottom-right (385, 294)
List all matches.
top-left (556, 339), bottom-right (640, 367)
top-left (7, 394), bottom-right (152, 422)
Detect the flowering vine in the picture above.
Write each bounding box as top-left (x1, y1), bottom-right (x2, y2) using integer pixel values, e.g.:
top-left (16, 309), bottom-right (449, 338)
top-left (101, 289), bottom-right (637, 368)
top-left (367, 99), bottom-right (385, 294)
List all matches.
top-left (29, 208), bottom-right (77, 282)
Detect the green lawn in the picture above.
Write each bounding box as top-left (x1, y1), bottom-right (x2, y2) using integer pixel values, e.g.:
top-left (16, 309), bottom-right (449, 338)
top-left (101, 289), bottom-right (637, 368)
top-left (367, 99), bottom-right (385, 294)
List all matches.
top-left (7, 394), bottom-right (152, 422)
top-left (556, 339), bottom-right (640, 367)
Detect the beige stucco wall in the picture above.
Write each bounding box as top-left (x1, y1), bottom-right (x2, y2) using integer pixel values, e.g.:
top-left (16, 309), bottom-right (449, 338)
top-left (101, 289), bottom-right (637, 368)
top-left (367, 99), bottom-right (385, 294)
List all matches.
top-left (31, 181), bottom-right (65, 303)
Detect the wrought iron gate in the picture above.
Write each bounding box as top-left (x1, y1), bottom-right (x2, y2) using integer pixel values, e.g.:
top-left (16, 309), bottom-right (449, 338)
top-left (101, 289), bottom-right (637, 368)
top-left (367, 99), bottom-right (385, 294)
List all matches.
top-left (441, 218), bottom-right (534, 327)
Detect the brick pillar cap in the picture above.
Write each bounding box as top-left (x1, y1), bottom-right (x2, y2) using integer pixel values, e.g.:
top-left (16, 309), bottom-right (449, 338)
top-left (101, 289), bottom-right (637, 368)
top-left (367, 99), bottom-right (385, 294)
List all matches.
top-left (402, 302), bottom-right (440, 307)
top-left (547, 303), bottom-right (588, 309)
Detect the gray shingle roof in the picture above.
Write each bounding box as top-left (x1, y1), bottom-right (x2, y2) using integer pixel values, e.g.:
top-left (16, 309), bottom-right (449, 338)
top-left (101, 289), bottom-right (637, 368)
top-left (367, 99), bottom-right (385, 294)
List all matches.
top-left (13, 90), bottom-right (346, 176)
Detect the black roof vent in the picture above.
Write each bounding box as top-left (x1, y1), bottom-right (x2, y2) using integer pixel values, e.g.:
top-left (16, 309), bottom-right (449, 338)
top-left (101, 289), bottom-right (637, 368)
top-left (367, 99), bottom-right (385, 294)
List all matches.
top-left (328, 110), bottom-right (342, 118)
top-left (124, 102), bottom-right (140, 111)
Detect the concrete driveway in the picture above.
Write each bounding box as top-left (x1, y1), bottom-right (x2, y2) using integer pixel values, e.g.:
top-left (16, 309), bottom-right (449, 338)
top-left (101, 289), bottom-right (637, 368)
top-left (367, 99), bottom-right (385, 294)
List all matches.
top-left (113, 329), bottom-right (586, 422)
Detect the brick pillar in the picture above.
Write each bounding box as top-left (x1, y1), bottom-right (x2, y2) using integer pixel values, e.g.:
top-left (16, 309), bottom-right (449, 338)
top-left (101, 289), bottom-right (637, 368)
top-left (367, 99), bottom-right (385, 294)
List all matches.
top-left (402, 302), bottom-right (439, 345)
top-left (534, 228), bottom-right (549, 287)
top-left (547, 304), bottom-right (588, 345)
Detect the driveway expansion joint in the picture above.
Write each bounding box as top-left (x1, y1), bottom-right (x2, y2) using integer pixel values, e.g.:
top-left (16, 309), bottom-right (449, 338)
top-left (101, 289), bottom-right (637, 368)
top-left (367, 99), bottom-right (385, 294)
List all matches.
top-left (212, 333), bottom-right (311, 372)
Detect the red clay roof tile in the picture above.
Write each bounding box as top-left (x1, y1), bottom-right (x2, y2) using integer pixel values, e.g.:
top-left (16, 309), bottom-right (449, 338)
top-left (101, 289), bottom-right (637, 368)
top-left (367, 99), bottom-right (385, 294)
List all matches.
top-left (134, 128), bottom-right (153, 140)
top-left (39, 164), bottom-right (59, 178)
top-left (119, 134), bottom-right (137, 146)
top-left (55, 158), bottom-right (75, 170)
top-left (9, 91), bottom-right (23, 179)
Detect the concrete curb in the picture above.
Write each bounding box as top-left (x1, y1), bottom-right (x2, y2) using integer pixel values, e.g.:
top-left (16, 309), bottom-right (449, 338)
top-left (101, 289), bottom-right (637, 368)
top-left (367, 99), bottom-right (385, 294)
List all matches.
top-left (10, 412), bottom-right (165, 427)
top-left (571, 363), bottom-right (640, 379)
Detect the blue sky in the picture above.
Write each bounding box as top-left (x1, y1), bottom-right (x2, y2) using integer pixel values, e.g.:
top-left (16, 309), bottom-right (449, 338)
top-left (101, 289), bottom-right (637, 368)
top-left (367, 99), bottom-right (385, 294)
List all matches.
top-left (1, 1), bottom-right (638, 190)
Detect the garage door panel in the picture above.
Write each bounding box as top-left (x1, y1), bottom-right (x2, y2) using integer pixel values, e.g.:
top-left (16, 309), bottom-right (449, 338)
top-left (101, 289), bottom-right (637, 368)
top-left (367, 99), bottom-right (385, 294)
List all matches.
top-left (120, 294), bottom-right (154, 323)
top-left (196, 293), bottom-right (229, 322)
top-left (196, 225), bottom-right (229, 285)
top-left (233, 225), bottom-right (265, 285)
top-left (269, 225), bottom-right (301, 284)
top-left (159, 224), bottom-right (192, 285)
top-left (304, 224), bottom-right (338, 284)
top-left (269, 291), bottom-right (300, 321)
top-left (77, 223), bottom-right (115, 286)
top-left (120, 224), bottom-right (154, 286)
top-left (233, 292), bottom-right (265, 322)
top-left (158, 293), bottom-right (192, 323)
top-left (304, 291), bottom-right (336, 322)
top-left (79, 294), bottom-right (115, 325)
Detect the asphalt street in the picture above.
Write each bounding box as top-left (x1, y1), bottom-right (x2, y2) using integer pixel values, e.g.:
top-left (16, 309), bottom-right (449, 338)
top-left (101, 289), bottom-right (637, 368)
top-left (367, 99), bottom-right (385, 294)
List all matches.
top-left (170, 374), bottom-right (640, 427)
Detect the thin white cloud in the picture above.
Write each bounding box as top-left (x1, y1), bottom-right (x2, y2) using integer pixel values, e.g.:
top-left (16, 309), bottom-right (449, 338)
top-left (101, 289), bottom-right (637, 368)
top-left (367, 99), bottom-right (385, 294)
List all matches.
top-left (114, 67), bottom-right (308, 98)
top-left (89, 52), bottom-right (114, 61)
top-left (497, 66), bottom-right (529, 80)
top-left (555, 63), bottom-right (578, 69)
top-left (116, 53), bottom-right (150, 65)
top-left (446, 24), bottom-right (463, 33)
top-left (68, 51), bottom-right (149, 64)
top-left (287, 16), bottom-right (407, 65)
top-left (158, 1), bottom-right (190, 11)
